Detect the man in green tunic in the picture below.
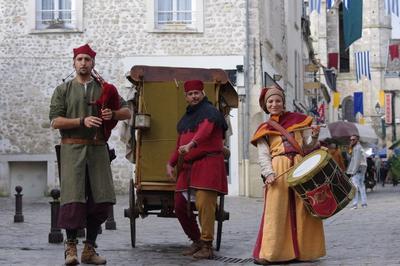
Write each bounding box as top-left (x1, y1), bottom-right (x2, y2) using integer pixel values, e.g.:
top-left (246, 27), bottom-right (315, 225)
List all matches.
top-left (49, 44), bottom-right (131, 265)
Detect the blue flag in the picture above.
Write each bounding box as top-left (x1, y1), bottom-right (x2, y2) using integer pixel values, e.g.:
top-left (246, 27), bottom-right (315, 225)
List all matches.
top-left (344, 0), bottom-right (363, 48)
top-left (354, 92), bottom-right (363, 116)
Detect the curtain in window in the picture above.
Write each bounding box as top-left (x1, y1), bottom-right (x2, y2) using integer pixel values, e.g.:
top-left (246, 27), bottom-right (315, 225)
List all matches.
top-left (177, 0), bottom-right (191, 23)
top-left (41, 0), bottom-right (54, 20)
top-left (59, 0), bottom-right (72, 20)
top-left (157, 0), bottom-right (172, 24)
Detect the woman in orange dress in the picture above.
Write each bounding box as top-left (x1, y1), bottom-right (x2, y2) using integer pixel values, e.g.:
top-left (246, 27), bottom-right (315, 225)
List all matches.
top-left (251, 86), bottom-right (326, 264)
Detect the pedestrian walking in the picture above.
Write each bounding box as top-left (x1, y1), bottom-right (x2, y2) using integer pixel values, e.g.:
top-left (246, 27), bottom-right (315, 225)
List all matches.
top-left (374, 155), bottom-right (381, 183)
top-left (346, 135), bottom-right (368, 209)
top-left (49, 43), bottom-right (131, 265)
top-left (250, 85), bottom-right (326, 264)
top-left (166, 80), bottom-right (228, 260)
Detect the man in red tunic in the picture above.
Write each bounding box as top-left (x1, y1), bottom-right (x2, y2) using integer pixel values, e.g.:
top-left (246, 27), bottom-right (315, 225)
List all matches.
top-left (166, 80), bottom-right (228, 259)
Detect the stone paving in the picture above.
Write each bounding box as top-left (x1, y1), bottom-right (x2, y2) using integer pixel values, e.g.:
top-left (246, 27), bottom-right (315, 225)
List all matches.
top-left (1, 185), bottom-right (400, 265)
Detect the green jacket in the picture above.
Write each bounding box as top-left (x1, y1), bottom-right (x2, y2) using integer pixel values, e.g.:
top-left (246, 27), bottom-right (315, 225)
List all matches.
top-left (49, 78), bottom-right (126, 205)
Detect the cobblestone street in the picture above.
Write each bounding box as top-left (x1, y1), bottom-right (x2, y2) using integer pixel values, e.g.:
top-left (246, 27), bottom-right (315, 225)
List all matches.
top-left (1, 185), bottom-right (400, 265)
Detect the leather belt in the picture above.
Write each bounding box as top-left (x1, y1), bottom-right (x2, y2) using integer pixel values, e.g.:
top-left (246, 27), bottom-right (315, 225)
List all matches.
top-left (61, 138), bottom-right (106, 145)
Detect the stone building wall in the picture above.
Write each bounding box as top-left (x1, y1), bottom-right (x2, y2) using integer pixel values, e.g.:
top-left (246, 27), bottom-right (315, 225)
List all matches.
top-left (0, 0), bottom-right (247, 195)
top-left (310, 0), bottom-right (393, 124)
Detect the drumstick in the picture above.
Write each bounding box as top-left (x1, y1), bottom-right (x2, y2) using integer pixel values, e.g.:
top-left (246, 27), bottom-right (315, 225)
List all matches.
top-left (292, 124), bottom-right (327, 132)
top-left (263, 166), bottom-right (293, 187)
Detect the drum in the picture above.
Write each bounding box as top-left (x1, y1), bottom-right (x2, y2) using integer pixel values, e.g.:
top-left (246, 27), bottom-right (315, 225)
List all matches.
top-left (287, 149), bottom-right (355, 219)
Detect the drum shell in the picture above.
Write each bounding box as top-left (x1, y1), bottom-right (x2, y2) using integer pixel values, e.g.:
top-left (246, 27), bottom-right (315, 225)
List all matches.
top-left (288, 150), bottom-right (355, 219)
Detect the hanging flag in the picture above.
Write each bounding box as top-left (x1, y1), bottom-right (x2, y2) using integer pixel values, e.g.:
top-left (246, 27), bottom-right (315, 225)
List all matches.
top-left (385, 0), bottom-right (400, 17)
top-left (355, 51), bottom-right (371, 82)
top-left (343, 0), bottom-right (362, 48)
top-left (328, 52), bottom-right (339, 69)
top-left (317, 102), bottom-right (326, 123)
top-left (379, 90), bottom-right (385, 106)
top-left (343, 0), bottom-right (349, 9)
top-left (310, 0), bottom-right (321, 14)
top-left (327, 0), bottom-right (335, 10)
top-left (323, 68), bottom-right (337, 91)
top-left (333, 92), bottom-right (341, 109)
top-left (389, 44), bottom-right (399, 60)
top-left (359, 115), bottom-right (365, 125)
top-left (354, 92), bottom-right (364, 116)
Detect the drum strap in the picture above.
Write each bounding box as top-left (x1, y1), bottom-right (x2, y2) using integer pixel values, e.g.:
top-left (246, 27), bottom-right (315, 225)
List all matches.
top-left (266, 119), bottom-right (305, 157)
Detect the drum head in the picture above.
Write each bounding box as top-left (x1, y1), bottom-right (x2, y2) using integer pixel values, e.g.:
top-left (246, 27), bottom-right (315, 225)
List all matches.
top-left (287, 150), bottom-right (330, 186)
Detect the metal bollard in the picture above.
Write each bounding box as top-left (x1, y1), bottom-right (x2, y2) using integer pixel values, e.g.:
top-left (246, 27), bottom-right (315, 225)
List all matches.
top-left (14, 186), bottom-right (24, 223)
top-left (48, 189), bottom-right (63, 243)
top-left (105, 206), bottom-right (116, 230)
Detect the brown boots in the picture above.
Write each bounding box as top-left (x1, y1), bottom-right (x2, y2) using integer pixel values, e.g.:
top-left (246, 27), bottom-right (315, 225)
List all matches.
top-left (64, 240), bottom-right (106, 265)
top-left (81, 241), bottom-right (107, 265)
top-left (183, 240), bottom-right (214, 259)
top-left (182, 240), bottom-right (203, 256)
top-left (64, 240), bottom-right (79, 265)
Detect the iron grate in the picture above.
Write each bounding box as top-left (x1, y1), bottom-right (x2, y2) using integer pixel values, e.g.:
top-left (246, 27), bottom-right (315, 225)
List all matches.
top-left (213, 255), bottom-right (254, 264)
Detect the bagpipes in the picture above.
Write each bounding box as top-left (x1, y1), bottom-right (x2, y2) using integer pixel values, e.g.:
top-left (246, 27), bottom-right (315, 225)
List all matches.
top-left (90, 69), bottom-right (121, 142)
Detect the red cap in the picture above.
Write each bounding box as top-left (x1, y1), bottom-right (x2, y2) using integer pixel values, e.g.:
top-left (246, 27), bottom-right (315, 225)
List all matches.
top-left (184, 80), bottom-right (204, 92)
top-left (73, 44), bottom-right (96, 59)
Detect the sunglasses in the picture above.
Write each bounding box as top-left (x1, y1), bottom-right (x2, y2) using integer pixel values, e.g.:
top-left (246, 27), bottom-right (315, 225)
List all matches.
top-left (350, 138), bottom-right (357, 141)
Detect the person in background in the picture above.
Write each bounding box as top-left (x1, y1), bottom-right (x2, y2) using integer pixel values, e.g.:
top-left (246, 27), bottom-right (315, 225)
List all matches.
top-left (328, 143), bottom-right (346, 171)
top-left (346, 135), bottom-right (368, 209)
top-left (374, 155), bottom-right (382, 183)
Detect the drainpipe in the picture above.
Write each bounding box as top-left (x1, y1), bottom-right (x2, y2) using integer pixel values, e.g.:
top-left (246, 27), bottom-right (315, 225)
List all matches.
top-left (243, 0), bottom-right (251, 197)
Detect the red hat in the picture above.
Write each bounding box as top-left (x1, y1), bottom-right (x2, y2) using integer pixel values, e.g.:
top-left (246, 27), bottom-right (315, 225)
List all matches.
top-left (184, 80), bottom-right (204, 92)
top-left (73, 44), bottom-right (96, 59)
top-left (259, 85), bottom-right (285, 113)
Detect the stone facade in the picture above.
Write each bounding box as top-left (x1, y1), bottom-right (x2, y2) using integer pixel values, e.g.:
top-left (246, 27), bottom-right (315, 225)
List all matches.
top-left (0, 0), bottom-right (312, 198)
top-left (244, 0), bottom-right (312, 197)
top-left (0, 0), bottom-right (247, 196)
top-left (310, 0), bottom-right (399, 147)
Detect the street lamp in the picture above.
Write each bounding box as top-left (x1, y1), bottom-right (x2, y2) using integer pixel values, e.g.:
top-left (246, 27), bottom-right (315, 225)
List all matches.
top-left (374, 102), bottom-right (386, 139)
top-left (375, 102), bottom-right (381, 115)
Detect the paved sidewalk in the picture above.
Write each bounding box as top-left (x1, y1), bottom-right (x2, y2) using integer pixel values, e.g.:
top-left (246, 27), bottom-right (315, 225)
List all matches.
top-left (1, 185), bottom-right (400, 265)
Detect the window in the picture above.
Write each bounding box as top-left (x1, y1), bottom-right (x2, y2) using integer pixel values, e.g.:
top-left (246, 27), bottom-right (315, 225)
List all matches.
top-left (146, 0), bottom-right (203, 32)
top-left (29, 0), bottom-right (83, 32)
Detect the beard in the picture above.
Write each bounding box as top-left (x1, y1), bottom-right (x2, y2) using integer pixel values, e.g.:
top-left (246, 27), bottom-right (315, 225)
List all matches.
top-left (76, 67), bottom-right (92, 77)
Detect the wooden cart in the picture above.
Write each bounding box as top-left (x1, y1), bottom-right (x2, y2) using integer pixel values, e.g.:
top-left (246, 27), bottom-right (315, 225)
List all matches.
top-left (123, 65), bottom-right (238, 251)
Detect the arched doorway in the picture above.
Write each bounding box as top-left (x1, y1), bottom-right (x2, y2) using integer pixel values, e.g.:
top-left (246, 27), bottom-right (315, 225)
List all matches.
top-left (342, 96), bottom-right (356, 122)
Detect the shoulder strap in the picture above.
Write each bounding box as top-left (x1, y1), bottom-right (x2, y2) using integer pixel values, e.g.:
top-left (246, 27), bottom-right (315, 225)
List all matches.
top-left (266, 119), bottom-right (304, 156)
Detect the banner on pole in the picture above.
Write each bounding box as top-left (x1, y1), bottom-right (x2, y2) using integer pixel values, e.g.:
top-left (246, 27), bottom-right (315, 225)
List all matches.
top-left (385, 93), bottom-right (392, 124)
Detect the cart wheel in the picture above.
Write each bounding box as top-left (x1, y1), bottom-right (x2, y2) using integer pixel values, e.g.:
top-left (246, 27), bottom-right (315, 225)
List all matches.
top-left (216, 195), bottom-right (225, 251)
top-left (128, 179), bottom-right (136, 247)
